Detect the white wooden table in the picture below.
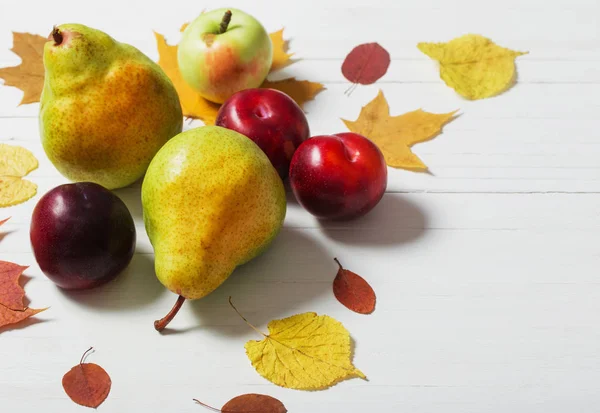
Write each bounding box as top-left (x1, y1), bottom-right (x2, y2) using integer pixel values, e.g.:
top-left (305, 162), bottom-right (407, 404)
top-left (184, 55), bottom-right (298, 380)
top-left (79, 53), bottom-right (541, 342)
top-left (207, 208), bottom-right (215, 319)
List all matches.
top-left (1, 0), bottom-right (599, 411)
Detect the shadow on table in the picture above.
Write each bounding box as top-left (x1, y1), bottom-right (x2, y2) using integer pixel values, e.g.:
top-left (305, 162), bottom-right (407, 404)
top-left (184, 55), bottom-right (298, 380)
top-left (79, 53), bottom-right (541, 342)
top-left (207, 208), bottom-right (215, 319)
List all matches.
top-left (318, 193), bottom-right (428, 246)
top-left (57, 253), bottom-right (165, 311)
top-left (170, 228), bottom-right (334, 337)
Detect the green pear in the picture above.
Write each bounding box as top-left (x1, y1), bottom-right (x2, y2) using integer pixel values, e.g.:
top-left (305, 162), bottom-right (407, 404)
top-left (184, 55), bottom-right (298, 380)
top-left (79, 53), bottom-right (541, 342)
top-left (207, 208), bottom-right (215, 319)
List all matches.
top-left (39, 24), bottom-right (183, 190)
top-left (141, 125), bottom-right (286, 331)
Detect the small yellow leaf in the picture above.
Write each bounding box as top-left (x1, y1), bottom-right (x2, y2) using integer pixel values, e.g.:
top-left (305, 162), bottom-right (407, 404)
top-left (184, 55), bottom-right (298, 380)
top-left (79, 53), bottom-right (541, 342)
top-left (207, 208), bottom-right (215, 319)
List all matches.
top-left (0, 144), bottom-right (39, 207)
top-left (154, 27), bottom-right (323, 124)
top-left (418, 34), bottom-right (527, 100)
top-left (270, 29), bottom-right (294, 71)
top-left (0, 32), bottom-right (46, 105)
top-left (342, 90), bottom-right (457, 171)
top-left (244, 312), bottom-right (365, 390)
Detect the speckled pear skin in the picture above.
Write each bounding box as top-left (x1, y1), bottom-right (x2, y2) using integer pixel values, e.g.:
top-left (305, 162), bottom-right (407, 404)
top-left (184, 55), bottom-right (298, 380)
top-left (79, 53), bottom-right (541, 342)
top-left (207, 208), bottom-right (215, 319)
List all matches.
top-left (39, 24), bottom-right (183, 189)
top-left (141, 125), bottom-right (286, 300)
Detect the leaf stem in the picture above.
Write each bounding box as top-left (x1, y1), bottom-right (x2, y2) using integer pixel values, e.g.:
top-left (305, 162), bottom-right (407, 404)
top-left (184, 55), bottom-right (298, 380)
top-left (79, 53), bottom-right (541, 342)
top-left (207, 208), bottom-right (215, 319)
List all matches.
top-left (228, 296), bottom-right (266, 337)
top-left (193, 399), bottom-right (221, 412)
top-left (80, 346), bottom-right (94, 365)
top-left (218, 10), bottom-right (232, 34)
top-left (154, 295), bottom-right (186, 332)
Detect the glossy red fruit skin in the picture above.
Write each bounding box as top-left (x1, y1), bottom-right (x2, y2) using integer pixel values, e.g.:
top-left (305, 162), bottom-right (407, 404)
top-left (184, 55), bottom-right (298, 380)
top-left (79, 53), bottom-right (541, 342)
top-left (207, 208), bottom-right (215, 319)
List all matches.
top-left (215, 88), bottom-right (310, 179)
top-left (30, 182), bottom-right (136, 290)
top-left (289, 133), bottom-right (387, 220)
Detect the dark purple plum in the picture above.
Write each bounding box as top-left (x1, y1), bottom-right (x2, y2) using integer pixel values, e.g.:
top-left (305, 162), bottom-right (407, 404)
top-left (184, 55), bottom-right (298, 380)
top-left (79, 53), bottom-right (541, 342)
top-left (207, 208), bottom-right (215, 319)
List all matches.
top-left (30, 182), bottom-right (136, 290)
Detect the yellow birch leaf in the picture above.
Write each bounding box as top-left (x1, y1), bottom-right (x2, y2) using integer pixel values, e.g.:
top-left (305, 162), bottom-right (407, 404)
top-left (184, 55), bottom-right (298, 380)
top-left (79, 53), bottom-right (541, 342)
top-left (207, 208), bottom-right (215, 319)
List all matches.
top-left (0, 32), bottom-right (46, 105)
top-left (0, 144), bottom-right (39, 207)
top-left (418, 34), bottom-right (527, 100)
top-left (244, 312), bottom-right (365, 390)
top-left (342, 90), bottom-right (457, 171)
top-left (270, 29), bottom-right (294, 71)
top-left (154, 27), bottom-right (323, 124)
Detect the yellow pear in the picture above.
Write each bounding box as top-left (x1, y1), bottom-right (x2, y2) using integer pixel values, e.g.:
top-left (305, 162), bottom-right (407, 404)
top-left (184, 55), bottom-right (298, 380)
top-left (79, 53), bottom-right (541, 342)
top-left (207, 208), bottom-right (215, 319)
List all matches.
top-left (141, 126), bottom-right (286, 331)
top-left (40, 24), bottom-right (183, 189)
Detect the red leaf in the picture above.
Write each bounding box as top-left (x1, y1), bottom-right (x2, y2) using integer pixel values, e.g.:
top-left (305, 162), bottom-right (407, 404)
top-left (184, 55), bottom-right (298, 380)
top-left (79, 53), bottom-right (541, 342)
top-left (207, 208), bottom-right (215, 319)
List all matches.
top-left (0, 260), bottom-right (28, 310)
top-left (62, 348), bottom-right (112, 408)
top-left (195, 393), bottom-right (287, 412)
top-left (342, 42), bottom-right (390, 86)
top-left (0, 260), bottom-right (47, 330)
top-left (0, 217), bottom-right (9, 226)
top-left (333, 258), bottom-right (376, 314)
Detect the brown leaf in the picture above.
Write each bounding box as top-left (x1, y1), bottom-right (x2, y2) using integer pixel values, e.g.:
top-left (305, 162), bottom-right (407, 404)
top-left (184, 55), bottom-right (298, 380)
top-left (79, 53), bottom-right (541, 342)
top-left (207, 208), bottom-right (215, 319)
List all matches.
top-left (63, 348), bottom-right (112, 409)
top-left (0, 260), bottom-right (47, 329)
top-left (342, 42), bottom-right (390, 94)
top-left (0, 32), bottom-right (46, 105)
top-left (154, 26), bottom-right (323, 124)
top-left (333, 258), bottom-right (376, 314)
top-left (195, 393), bottom-right (287, 413)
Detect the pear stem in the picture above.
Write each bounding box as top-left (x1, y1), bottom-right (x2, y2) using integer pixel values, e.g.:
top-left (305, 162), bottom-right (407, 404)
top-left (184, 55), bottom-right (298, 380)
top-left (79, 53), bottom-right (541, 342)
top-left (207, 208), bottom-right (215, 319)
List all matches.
top-left (228, 296), bottom-right (266, 337)
top-left (154, 295), bottom-right (186, 332)
top-left (333, 257), bottom-right (344, 270)
top-left (51, 26), bottom-right (63, 45)
top-left (218, 10), bottom-right (232, 34)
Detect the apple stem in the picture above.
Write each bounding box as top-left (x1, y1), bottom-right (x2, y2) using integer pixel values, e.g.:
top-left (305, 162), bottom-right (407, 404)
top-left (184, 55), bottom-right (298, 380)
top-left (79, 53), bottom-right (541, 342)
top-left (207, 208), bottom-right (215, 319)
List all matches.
top-left (334, 257), bottom-right (344, 270)
top-left (154, 295), bottom-right (186, 332)
top-left (51, 26), bottom-right (63, 45)
top-left (193, 399), bottom-right (220, 412)
top-left (218, 10), bottom-right (232, 34)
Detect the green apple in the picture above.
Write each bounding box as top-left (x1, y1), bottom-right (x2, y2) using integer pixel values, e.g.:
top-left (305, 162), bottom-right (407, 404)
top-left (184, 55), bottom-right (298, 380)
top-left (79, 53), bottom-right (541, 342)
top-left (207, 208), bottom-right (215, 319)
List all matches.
top-left (178, 8), bottom-right (273, 104)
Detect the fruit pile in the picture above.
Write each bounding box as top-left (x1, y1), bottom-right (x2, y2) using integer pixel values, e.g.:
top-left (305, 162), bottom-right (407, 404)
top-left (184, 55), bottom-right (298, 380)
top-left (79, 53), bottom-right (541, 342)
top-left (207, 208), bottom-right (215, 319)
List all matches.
top-left (27, 8), bottom-right (388, 331)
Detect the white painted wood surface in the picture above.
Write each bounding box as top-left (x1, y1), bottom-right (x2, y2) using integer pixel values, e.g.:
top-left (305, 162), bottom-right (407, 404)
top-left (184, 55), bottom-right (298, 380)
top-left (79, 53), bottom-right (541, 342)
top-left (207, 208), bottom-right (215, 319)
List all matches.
top-left (1, 0), bottom-right (599, 411)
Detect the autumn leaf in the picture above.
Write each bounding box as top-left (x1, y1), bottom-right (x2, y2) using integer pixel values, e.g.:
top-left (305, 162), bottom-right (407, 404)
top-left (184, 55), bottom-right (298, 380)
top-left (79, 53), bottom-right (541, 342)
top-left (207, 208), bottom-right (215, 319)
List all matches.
top-left (62, 347), bottom-right (112, 409)
top-left (0, 260), bottom-right (47, 329)
top-left (262, 78), bottom-right (324, 110)
top-left (229, 297), bottom-right (365, 390)
top-left (418, 34), bottom-right (527, 100)
top-left (0, 217), bottom-right (9, 226)
top-left (0, 143), bottom-right (39, 207)
top-left (0, 32), bottom-right (46, 105)
top-left (342, 42), bottom-right (390, 95)
top-left (194, 394), bottom-right (287, 412)
top-left (333, 258), bottom-right (376, 314)
top-left (154, 27), bottom-right (323, 124)
top-left (270, 29), bottom-right (294, 71)
top-left (342, 90), bottom-right (457, 171)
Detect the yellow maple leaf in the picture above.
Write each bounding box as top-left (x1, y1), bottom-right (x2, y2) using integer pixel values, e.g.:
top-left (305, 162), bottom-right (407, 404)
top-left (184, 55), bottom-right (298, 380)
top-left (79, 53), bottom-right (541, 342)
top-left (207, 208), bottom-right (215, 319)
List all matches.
top-left (154, 28), bottom-right (323, 124)
top-left (269, 29), bottom-right (294, 71)
top-left (0, 144), bottom-right (39, 207)
top-left (418, 34), bottom-right (527, 100)
top-left (230, 299), bottom-right (365, 390)
top-left (342, 90), bottom-right (457, 171)
top-left (0, 32), bottom-right (46, 105)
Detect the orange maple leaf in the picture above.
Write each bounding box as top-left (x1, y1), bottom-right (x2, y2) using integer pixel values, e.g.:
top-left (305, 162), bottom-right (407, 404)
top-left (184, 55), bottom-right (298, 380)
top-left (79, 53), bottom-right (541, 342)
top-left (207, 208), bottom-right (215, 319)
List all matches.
top-left (0, 32), bottom-right (46, 105)
top-left (154, 28), bottom-right (324, 124)
top-left (0, 261), bottom-right (47, 330)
